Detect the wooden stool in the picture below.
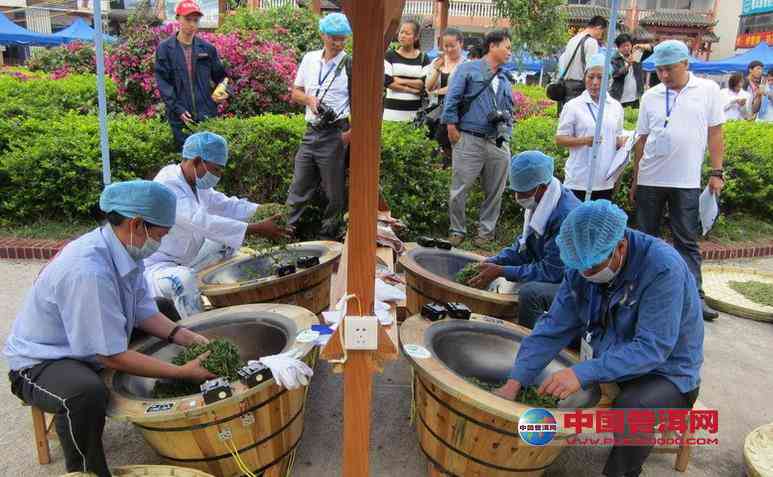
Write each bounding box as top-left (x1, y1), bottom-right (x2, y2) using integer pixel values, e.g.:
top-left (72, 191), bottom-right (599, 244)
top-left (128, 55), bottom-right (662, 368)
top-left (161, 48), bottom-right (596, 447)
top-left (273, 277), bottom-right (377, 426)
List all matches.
top-left (26, 404), bottom-right (57, 465)
top-left (652, 399), bottom-right (706, 472)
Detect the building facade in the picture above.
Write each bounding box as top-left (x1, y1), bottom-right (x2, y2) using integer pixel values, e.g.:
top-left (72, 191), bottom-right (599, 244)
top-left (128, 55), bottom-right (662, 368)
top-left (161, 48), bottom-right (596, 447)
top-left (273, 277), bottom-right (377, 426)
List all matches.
top-left (736, 0), bottom-right (773, 49)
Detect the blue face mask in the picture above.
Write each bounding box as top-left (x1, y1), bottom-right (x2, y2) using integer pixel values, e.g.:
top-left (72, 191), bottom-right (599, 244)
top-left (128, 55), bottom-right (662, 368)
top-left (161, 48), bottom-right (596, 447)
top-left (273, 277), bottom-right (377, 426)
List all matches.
top-left (126, 223), bottom-right (161, 261)
top-left (196, 170), bottom-right (220, 190)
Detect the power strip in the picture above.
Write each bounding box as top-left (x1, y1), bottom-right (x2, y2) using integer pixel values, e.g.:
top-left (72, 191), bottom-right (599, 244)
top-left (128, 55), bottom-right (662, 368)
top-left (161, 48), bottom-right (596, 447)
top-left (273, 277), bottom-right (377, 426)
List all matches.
top-left (344, 315), bottom-right (379, 350)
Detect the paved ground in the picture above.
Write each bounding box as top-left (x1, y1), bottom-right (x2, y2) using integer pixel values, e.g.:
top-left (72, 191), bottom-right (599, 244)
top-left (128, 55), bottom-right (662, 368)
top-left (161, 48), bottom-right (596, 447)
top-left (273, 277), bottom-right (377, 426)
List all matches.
top-left (1, 258), bottom-right (771, 476)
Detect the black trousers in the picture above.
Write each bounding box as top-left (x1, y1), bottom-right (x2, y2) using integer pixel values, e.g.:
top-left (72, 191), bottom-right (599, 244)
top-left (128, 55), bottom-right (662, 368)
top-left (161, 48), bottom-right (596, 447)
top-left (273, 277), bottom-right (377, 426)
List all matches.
top-left (9, 359), bottom-right (111, 477)
top-left (286, 122), bottom-right (349, 239)
top-left (571, 188), bottom-right (614, 202)
top-left (603, 374), bottom-right (699, 477)
top-left (635, 186), bottom-right (703, 295)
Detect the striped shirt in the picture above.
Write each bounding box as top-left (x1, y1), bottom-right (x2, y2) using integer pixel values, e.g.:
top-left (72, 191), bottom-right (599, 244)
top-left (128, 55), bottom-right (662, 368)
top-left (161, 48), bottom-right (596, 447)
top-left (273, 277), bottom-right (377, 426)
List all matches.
top-left (383, 49), bottom-right (431, 122)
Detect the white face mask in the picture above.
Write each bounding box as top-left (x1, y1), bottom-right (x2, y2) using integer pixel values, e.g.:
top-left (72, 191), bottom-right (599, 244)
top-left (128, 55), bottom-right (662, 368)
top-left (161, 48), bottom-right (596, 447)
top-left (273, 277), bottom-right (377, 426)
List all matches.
top-left (195, 162), bottom-right (221, 190)
top-left (126, 223), bottom-right (161, 261)
top-left (584, 250), bottom-right (621, 284)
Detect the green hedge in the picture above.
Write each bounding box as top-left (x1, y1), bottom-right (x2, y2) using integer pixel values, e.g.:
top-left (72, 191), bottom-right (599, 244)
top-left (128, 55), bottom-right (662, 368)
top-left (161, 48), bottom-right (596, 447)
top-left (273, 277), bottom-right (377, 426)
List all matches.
top-left (0, 73), bottom-right (117, 121)
top-left (1, 106), bottom-right (771, 240)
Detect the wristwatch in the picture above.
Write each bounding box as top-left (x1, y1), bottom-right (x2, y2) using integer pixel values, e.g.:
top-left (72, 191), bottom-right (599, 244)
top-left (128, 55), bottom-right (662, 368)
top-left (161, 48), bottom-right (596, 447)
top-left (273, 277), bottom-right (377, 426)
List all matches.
top-left (709, 169), bottom-right (725, 180)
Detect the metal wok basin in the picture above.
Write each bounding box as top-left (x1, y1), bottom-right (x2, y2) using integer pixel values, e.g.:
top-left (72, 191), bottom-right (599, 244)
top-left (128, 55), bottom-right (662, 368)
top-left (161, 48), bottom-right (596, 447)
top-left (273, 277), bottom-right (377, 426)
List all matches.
top-left (411, 248), bottom-right (478, 280)
top-left (425, 319), bottom-right (600, 409)
top-left (112, 311), bottom-right (294, 400)
top-left (201, 244), bottom-right (329, 285)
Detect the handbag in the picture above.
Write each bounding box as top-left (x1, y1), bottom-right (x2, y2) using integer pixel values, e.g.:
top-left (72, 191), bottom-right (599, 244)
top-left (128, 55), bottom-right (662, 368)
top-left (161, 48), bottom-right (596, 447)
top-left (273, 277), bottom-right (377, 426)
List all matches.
top-left (546, 35), bottom-right (590, 102)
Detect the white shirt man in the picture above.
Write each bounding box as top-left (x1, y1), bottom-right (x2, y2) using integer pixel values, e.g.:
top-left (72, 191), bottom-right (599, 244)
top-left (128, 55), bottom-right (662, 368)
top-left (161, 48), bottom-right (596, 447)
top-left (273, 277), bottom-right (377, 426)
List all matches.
top-left (631, 40), bottom-right (725, 321)
top-left (635, 73), bottom-right (725, 189)
top-left (294, 49), bottom-right (350, 124)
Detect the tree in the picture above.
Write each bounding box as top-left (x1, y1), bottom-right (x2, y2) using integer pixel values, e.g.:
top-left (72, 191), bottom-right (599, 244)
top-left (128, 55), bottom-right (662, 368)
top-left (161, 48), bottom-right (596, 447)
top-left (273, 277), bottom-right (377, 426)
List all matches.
top-left (493, 0), bottom-right (568, 57)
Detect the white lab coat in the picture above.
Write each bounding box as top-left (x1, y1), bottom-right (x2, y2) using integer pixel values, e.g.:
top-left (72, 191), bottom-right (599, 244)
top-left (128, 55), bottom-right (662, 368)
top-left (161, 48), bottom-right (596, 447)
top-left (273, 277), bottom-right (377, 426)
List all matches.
top-left (143, 164), bottom-right (258, 315)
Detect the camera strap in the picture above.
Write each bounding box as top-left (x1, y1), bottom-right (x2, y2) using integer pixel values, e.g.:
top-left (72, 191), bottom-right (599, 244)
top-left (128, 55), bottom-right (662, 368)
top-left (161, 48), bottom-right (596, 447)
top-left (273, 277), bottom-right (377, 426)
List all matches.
top-left (316, 53), bottom-right (349, 103)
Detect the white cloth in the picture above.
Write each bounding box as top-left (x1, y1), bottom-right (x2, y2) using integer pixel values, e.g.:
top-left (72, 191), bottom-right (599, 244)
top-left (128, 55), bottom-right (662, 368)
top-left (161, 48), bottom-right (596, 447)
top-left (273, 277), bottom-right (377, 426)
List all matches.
top-left (4, 226), bottom-right (158, 370)
top-left (559, 32), bottom-right (598, 81)
top-left (720, 88), bottom-right (752, 121)
top-left (519, 177), bottom-right (561, 250)
top-left (557, 90), bottom-right (624, 191)
top-left (621, 67), bottom-right (638, 104)
top-left (636, 74), bottom-right (725, 189)
top-left (255, 352), bottom-right (313, 390)
top-left (294, 49), bottom-right (350, 123)
top-left (492, 75), bottom-right (500, 95)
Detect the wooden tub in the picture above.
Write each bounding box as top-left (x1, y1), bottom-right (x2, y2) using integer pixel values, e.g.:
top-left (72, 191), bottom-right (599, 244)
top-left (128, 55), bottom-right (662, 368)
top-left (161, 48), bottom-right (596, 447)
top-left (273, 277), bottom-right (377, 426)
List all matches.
top-left (400, 314), bottom-right (601, 477)
top-left (62, 465), bottom-right (215, 476)
top-left (399, 246), bottom-right (519, 321)
top-left (198, 241), bottom-right (343, 314)
top-left (103, 304), bottom-right (318, 477)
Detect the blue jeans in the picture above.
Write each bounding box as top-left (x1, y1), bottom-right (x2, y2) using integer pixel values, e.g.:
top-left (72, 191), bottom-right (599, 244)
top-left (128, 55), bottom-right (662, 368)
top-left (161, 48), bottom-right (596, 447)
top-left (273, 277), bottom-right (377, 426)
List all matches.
top-left (635, 186), bottom-right (703, 295)
top-left (518, 281), bottom-right (562, 329)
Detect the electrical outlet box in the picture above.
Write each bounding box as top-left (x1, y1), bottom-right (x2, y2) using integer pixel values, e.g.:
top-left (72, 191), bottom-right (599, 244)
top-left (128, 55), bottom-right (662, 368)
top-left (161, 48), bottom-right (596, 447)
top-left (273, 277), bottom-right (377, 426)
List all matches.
top-left (344, 315), bottom-right (379, 350)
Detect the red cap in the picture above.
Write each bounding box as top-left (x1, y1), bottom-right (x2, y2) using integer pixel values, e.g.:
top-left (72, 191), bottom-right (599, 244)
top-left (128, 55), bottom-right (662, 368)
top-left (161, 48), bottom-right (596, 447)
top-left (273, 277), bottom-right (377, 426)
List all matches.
top-left (175, 0), bottom-right (203, 17)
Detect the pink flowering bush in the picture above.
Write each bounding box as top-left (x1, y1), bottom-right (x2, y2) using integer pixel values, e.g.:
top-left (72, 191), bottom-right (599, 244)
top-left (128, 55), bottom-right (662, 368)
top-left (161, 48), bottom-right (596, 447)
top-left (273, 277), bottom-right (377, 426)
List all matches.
top-left (105, 22), bottom-right (298, 118)
top-left (512, 87), bottom-right (555, 120)
top-left (26, 42), bottom-right (96, 77)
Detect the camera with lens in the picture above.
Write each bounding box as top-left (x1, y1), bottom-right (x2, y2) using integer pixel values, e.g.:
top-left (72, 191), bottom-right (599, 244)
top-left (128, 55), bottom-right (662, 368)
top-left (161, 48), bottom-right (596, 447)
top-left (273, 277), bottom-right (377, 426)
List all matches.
top-left (316, 101), bottom-right (338, 127)
top-left (487, 110), bottom-right (511, 148)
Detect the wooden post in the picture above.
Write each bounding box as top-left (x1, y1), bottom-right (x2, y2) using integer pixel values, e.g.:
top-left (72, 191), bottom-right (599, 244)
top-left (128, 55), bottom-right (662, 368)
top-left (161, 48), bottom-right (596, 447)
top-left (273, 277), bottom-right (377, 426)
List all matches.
top-left (311, 0), bottom-right (322, 14)
top-left (436, 0), bottom-right (449, 44)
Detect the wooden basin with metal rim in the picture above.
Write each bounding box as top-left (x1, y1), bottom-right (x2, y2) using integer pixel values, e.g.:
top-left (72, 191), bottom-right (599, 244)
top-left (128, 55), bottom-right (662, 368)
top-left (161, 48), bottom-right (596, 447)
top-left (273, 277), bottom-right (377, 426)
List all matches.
top-left (400, 314), bottom-right (602, 477)
top-left (103, 304), bottom-right (318, 477)
top-left (197, 241), bottom-right (343, 314)
top-left (399, 246), bottom-right (520, 321)
top-left (62, 465), bottom-right (215, 476)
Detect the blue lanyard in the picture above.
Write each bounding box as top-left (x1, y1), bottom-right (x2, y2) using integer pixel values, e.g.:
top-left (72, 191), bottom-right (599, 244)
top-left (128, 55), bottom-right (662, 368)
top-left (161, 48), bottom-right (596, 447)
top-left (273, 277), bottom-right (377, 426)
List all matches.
top-left (317, 58), bottom-right (338, 88)
top-left (586, 103), bottom-right (599, 123)
top-left (664, 89), bottom-right (681, 127)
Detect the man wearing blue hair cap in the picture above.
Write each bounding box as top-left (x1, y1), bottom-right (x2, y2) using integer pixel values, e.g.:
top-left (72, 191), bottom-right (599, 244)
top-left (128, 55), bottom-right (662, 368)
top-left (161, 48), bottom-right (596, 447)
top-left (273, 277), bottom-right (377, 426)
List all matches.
top-left (144, 132), bottom-right (289, 318)
top-left (286, 12), bottom-right (353, 239)
top-left (4, 180), bottom-right (214, 476)
top-left (468, 151), bottom-right (580, 328)
top-left (495, 200), bottom-right (704, 477)
top-left (630, 39), bottom-right (725, 321)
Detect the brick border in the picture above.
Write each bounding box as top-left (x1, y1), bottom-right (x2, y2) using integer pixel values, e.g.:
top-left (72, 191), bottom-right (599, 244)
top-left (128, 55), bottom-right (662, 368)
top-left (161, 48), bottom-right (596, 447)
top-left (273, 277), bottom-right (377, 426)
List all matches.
top-left (0, 237), bottom-right (69, 261)
top-left (1, 236), bottom-right (773, 262)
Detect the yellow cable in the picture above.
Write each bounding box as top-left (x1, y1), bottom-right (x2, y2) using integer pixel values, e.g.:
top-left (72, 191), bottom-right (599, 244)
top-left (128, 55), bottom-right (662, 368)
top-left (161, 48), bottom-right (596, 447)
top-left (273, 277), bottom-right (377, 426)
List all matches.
top-left (224, 439), bottom-right (256, 477)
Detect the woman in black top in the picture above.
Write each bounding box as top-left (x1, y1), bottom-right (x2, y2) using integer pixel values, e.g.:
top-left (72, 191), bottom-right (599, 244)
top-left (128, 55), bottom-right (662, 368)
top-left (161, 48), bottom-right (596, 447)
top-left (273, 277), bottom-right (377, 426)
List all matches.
top-left (384, 19), bottom-right (431, 122)
top-left (426, 28), bottom-right (465, 165)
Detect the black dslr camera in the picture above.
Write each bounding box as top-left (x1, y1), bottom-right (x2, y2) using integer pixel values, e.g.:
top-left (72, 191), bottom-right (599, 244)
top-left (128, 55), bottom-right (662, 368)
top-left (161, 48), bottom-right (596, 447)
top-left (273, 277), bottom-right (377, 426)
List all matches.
top-left (487, 110), bottom-right (510, 148)
top-left (316, 102), bottom-right (338, 127)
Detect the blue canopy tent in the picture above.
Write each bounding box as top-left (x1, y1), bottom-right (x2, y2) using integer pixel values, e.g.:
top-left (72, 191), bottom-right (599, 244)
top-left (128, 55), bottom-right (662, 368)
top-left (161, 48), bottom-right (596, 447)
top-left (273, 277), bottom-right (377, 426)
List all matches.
top-left (53, 18), bottom-right (116, 44)
top-left (0, 12), bottom-right (63, 46)
top-left (642, 54), bottom-right (707, 72)
top-left (503, 50), bottom-right (543, 74)
top-left (687, 42), bottom-right (773, 74)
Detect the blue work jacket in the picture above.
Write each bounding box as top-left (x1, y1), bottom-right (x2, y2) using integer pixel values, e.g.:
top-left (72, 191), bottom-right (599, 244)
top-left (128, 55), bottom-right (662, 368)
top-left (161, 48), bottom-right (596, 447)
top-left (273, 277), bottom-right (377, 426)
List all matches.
top-left (510, 229), bottom-right (704, 394)
top-left (154, 34), bottom-right (226, 124)
top-left (441, 59), bottom-right (514, 137)
top-left (486, 185), bottom-right (580, 283)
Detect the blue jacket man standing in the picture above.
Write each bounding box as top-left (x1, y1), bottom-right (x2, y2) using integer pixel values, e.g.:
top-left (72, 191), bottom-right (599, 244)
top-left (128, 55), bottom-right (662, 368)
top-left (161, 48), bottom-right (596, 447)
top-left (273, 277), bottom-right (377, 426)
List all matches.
top-left (495, 200), bottom-right (704, 477)
top-left (441, 29), bottom-right (514, 248)
top-left (155, 0), bottom-right (227, 148)
top-left (469, 151), bottom-right (580, 328)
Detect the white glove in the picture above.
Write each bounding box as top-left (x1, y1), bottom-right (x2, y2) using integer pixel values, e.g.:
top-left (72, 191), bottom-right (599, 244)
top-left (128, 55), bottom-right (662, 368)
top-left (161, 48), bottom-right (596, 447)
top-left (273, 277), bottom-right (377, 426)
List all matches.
top-left (252, 352), bottom-right (313, 390)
